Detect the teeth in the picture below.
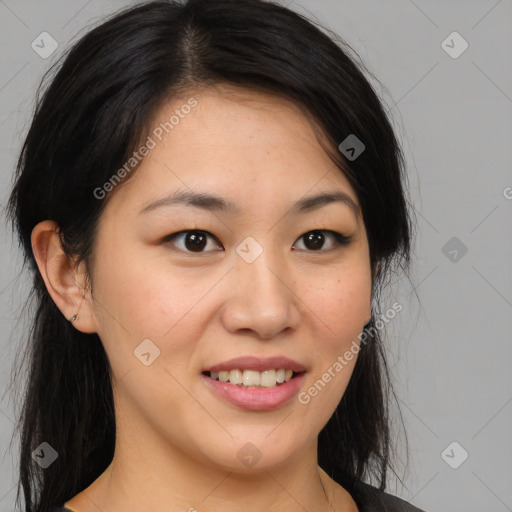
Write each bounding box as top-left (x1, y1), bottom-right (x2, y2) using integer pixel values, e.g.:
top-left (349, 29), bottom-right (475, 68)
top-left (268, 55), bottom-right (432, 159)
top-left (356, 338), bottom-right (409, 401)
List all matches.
top-left (243, 370), bottom-right (260, 387)
top-left (207, 368), bottom-right (297, 387)
top-left (229, 369), bottom-right (243, 385)
top-left (260, 369), bottom-right (276, 388)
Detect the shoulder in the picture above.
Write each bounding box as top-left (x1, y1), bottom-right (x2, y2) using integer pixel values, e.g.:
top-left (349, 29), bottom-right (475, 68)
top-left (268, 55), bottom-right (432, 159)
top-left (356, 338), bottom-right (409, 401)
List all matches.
top-left (350, 480), bottom-right (426, 512)
top-left (332, 471), bottom-right (428, 512)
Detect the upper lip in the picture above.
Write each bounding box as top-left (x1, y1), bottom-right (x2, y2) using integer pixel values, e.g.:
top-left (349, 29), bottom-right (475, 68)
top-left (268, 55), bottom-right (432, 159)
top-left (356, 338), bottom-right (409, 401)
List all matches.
top-left (203, 356), bottom-right (307, 373)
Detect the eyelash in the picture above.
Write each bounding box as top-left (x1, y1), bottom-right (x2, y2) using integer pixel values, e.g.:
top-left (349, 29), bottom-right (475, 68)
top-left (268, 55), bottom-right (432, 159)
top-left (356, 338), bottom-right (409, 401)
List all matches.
top-left (162, 229), bottom-right (352, 254)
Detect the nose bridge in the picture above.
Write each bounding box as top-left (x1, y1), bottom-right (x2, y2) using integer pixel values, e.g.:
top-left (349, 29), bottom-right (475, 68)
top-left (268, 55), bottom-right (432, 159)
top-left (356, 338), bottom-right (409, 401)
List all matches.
top-left (222, 235), bottom-right (300, 338)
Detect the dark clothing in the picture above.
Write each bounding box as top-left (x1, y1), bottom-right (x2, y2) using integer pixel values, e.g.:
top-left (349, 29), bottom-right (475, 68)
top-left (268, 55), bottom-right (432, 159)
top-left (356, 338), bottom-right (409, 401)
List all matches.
top-left (333, 471), bottom-right (426, 511)
top-left (52, 470), bottom-right (426, 511)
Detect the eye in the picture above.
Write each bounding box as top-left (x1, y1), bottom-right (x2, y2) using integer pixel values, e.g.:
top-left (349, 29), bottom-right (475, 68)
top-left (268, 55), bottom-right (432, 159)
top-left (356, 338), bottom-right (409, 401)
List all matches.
top-left (163, 229), bottom-right (352, 254)
top-left (163, 230), bottom-right (222, 253)
top-left (293, 230), bottom-right (352, 252)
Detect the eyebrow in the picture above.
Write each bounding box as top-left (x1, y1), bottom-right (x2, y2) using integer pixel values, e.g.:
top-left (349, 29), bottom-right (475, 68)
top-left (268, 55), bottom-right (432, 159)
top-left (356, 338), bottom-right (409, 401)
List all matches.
top-left (138, 189), bottom-right (360, 218)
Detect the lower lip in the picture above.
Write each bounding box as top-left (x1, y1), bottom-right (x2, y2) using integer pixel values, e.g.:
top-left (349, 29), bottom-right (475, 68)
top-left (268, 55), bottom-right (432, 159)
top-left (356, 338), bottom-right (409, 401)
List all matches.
top-left (201, 373), bottom-right (306, 411)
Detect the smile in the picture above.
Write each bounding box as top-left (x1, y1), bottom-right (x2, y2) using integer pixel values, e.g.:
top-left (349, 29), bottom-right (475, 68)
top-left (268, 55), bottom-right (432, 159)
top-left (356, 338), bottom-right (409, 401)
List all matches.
top-left (201, 355), bottom-right (307, 410)
top-left (205, 368), bottom-right (298, 388)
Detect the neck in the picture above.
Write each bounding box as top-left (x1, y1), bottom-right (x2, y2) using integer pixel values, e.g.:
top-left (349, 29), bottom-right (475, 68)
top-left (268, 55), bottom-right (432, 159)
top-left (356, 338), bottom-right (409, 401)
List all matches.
top-left (100, 452), bottom-right (323, 510)
top-left (65, 435), bottom-right (355, 512)
top-left (65, 398), bottom-right (358, 512)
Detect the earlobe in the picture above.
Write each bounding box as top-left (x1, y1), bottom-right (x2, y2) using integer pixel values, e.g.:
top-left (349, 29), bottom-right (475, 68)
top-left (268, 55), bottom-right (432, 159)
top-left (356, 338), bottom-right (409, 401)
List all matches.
top-left (30, 220), bottom-right (97, 333)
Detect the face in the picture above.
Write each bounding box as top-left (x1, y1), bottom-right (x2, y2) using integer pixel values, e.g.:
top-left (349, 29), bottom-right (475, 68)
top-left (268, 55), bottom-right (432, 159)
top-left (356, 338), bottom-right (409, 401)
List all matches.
top-left (86, 85), bottom-right (372, 473)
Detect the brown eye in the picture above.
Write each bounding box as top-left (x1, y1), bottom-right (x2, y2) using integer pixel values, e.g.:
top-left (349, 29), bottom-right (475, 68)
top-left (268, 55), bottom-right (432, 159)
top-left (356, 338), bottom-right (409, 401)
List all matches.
top-left (164, 230), bottom-right (222, 253)
top-left (293, 230), bottom-right (351, 252)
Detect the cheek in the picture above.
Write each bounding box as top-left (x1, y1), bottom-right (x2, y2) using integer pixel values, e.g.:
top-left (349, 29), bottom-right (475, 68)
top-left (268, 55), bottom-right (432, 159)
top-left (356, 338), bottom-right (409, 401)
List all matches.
top-left (305, 265), bottom-right (371, 339)
top-left (300, 265), bottom-right (371, 408)
top-left (91, 240), bottom-right (183, 332)
top-left (90, 249), bottom-right (204, 408)
top-left (90, 241), bottom-right (215, 374)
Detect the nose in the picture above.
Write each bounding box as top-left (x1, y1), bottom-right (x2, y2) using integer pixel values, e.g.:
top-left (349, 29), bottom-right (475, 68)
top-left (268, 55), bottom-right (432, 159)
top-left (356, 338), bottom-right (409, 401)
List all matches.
top-left (220, 249), bottom-right (301, 340)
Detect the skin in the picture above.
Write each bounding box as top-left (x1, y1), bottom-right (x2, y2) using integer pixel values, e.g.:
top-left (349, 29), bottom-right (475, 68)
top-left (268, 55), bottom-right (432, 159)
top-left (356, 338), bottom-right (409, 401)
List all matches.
top-left (32, 84), bottom-right (372, 512)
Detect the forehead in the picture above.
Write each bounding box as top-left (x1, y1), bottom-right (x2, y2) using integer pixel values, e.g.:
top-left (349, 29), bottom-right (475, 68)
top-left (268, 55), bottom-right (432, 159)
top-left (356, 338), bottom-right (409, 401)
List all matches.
top-left (104, 84), bottom-right (359, 216)
top-left (157, 85), bottom-right (329, 153)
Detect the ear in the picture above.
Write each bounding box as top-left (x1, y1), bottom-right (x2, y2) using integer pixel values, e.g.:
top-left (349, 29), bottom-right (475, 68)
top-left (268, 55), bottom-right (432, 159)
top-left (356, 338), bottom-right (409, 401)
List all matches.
top-left (31, 220), bottom-right (97, 333)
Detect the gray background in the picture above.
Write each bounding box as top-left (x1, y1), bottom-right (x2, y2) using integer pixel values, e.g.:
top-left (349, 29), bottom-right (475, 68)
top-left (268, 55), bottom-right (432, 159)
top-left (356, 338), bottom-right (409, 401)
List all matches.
top-left (1, 1), bottom-right (511, 511)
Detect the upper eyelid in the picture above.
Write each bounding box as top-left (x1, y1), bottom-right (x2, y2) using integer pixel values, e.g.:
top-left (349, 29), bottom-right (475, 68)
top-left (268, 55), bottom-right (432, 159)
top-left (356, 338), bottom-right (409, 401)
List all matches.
top-left (164, 229), bottom-right (350, 251)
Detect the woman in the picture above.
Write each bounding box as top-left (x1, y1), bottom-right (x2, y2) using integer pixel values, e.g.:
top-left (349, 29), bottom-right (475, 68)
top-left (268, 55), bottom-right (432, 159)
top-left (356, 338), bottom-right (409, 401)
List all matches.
top-left (7, 0), bottom-right (424, 511)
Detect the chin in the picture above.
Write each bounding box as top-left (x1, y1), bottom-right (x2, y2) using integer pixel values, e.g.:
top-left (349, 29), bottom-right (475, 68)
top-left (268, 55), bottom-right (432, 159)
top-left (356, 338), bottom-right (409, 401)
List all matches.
top-left (195, 430), bottom-right (310, 474)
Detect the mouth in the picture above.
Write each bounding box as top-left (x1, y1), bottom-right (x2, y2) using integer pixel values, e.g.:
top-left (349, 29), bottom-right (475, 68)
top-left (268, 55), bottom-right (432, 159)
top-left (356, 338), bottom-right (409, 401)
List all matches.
top-left (201, 355), bottom-right (307, 410)
top-left (202, 369), bottom-right (305, 389)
